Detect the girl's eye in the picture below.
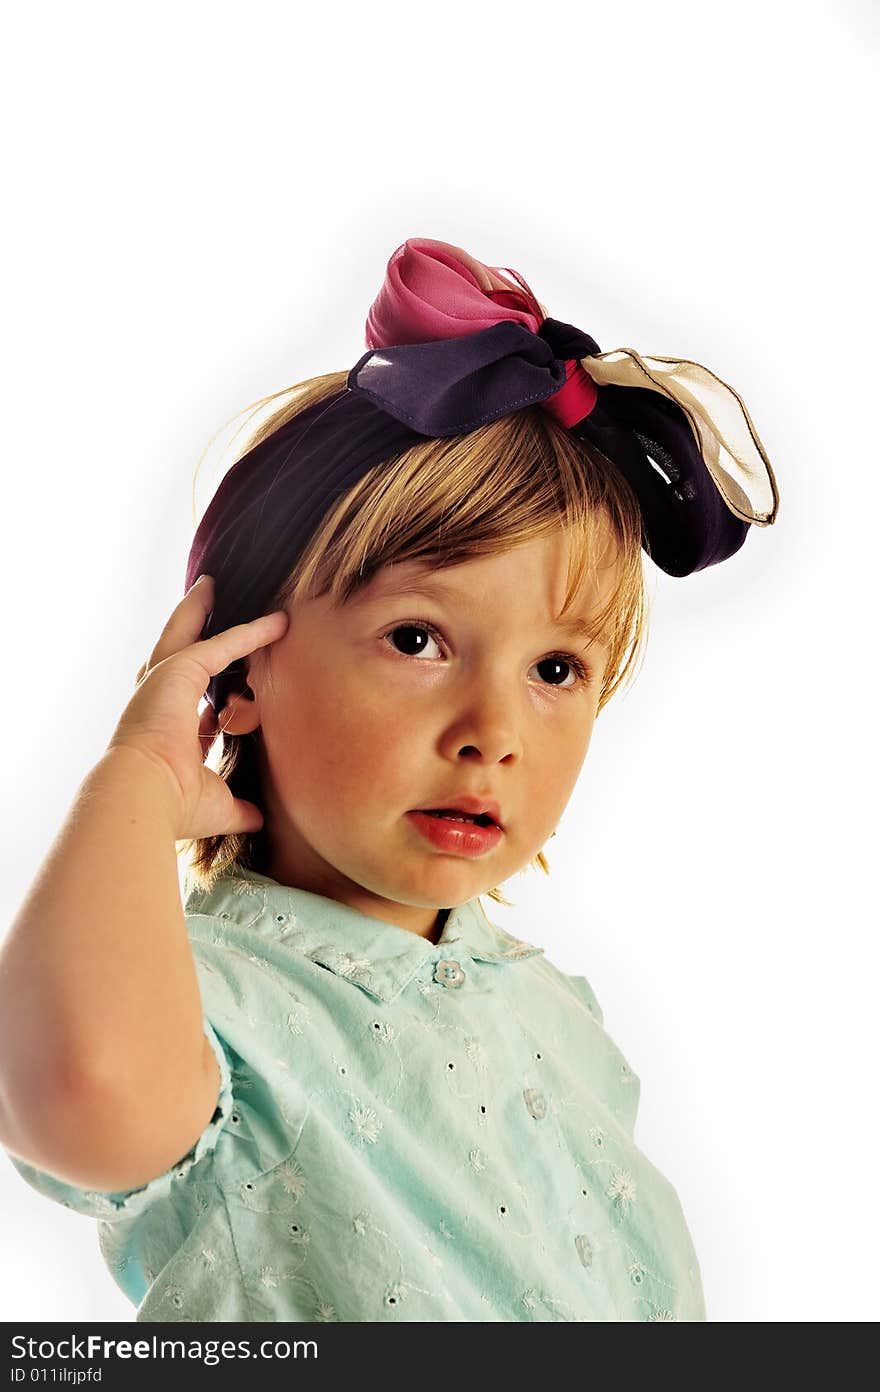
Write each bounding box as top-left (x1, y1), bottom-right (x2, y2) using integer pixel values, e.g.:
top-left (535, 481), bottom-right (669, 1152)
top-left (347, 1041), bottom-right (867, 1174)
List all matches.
top-left (384, 622), bottom-right (445, 661)
top-left (382, 621), bottom-right (590, 690)
top-left (535, 653), bottom-right (589, 689)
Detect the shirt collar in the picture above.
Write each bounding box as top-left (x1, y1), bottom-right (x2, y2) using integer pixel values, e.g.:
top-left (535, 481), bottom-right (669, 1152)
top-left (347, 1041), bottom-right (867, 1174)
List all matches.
top-left (183, 865), bottom-right (544, 1004)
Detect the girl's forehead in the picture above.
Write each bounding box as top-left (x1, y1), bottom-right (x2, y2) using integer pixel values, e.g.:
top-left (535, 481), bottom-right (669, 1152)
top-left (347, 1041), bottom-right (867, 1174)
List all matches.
top-left (354, 546), bottom-right (619, 635)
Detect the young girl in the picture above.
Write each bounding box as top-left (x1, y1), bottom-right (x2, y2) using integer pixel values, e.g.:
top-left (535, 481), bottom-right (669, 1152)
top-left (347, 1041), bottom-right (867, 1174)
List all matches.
top-left (0, 238), bottom-right (778, 1322)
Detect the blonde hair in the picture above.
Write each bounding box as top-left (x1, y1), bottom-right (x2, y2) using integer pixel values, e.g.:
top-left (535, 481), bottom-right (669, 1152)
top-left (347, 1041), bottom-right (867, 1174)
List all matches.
top-left (178, 369), bottom-right (651, 905)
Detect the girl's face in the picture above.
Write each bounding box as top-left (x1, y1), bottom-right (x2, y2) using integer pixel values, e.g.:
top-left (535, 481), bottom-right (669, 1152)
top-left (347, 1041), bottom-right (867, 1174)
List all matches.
top-left (227, 527), bottom-right (619, 939)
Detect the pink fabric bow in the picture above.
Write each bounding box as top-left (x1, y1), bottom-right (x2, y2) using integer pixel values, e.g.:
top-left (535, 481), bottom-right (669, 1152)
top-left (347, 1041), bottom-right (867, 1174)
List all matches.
top-left (364, 238), bottom-right (597, 428)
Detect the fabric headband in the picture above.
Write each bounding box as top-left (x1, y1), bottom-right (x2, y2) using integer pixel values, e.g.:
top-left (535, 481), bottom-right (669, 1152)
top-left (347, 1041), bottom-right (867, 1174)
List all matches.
top-left (186, 237), bottom-right (780, 714)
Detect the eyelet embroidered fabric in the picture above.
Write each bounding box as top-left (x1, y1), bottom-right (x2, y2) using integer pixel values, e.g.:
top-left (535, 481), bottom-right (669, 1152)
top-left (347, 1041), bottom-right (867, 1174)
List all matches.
top-left (4, 867), bottom-right (706, 1322)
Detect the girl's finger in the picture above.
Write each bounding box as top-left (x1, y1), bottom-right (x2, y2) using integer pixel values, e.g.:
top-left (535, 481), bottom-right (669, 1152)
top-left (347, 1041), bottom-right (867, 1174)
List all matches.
top-left (145, 575), bottom-right (216, 671)
top-left (184, 610), bottom-right (289, 681)
top-left (226, 797), bottom-right (265, 836)
top-left (155, 609), bottom-right (288, 703)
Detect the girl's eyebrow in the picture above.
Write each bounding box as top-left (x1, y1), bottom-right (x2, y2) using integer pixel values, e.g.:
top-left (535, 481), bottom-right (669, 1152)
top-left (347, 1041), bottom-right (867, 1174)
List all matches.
top-left (366, 577), bottom-right (603, 645)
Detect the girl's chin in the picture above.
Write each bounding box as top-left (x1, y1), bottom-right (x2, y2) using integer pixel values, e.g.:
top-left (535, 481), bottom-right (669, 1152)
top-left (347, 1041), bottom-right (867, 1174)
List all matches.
top-left (381, 856), bottom-right (509, 905)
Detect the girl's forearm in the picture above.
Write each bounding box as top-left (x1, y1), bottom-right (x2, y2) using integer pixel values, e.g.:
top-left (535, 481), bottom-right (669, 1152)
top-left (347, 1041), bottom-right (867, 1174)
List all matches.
top-left (0, 745), bottom-right (207, 1130)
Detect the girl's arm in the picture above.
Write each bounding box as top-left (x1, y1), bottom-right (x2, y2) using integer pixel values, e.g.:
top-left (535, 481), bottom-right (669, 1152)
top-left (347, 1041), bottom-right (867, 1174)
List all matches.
top-left (0, 745), bottom-right (220, 1192)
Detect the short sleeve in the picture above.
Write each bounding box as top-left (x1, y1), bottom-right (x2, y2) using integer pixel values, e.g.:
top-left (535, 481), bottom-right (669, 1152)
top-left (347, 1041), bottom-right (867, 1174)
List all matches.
top-left (568, 976), bottom-right (642, 1135)
top-left (566, 973), bottom-right (605, 1025)
top-left (2, 1016), bottom-right (234, 1222)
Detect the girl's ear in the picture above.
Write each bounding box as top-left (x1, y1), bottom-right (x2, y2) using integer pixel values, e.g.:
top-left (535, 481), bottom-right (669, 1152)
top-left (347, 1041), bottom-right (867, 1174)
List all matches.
top-left (218, 691), bottom-right (261, 737)
top-left (217, 676), bottom-right (262, 737)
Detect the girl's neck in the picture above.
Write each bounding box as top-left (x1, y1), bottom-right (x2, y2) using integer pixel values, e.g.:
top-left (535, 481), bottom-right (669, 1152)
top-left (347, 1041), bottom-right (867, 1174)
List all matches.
top-left (432, 907), bottom-right (451, 943)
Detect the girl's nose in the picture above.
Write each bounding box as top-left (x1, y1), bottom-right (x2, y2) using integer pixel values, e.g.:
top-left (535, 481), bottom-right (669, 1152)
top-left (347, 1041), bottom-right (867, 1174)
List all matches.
top-left (438, 696), bottom-right (524, 766)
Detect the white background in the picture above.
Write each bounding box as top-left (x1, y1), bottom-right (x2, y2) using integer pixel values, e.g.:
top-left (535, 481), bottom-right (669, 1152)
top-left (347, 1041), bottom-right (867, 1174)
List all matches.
top-left (1, 0), bottom-right (876, 1323)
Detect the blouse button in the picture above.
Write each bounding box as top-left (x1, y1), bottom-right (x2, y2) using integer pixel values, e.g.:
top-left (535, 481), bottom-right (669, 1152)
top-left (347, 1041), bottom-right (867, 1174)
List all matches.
top-left (433, 959), bottom-right (466, 988)
top-left (575, 1234), bottom-right (594, 1268)
top-left (523, 1088), bottom-right (546, 1120)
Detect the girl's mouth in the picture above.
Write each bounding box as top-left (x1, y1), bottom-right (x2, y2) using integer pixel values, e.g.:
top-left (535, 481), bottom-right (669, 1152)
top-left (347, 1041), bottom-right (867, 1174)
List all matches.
top-left (406, 810), bottom-right (504, 857)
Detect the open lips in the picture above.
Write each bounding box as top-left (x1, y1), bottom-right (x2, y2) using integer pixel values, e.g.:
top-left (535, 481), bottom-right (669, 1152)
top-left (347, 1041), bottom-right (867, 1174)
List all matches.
top-left (413, 795), bottom-right (504, 830)
top-left (411, 794), bottom-right (504, 830)
top-left (420, 809), bottom-right (497, 827)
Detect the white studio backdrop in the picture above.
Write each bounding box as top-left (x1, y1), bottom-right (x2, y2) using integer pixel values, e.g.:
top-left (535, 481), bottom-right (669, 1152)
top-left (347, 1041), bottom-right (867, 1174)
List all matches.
top-left (0, 0), bottom-right (876, 1324)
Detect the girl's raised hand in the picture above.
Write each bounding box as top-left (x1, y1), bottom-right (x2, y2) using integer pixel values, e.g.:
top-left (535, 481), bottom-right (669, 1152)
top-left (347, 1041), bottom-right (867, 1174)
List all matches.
top-left (106, 575), bottom-right (288, 842)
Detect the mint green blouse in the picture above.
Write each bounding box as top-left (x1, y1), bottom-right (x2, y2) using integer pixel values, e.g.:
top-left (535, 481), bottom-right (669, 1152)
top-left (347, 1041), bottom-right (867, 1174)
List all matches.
top-left (5, 867), bottom-right (706, 1322)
